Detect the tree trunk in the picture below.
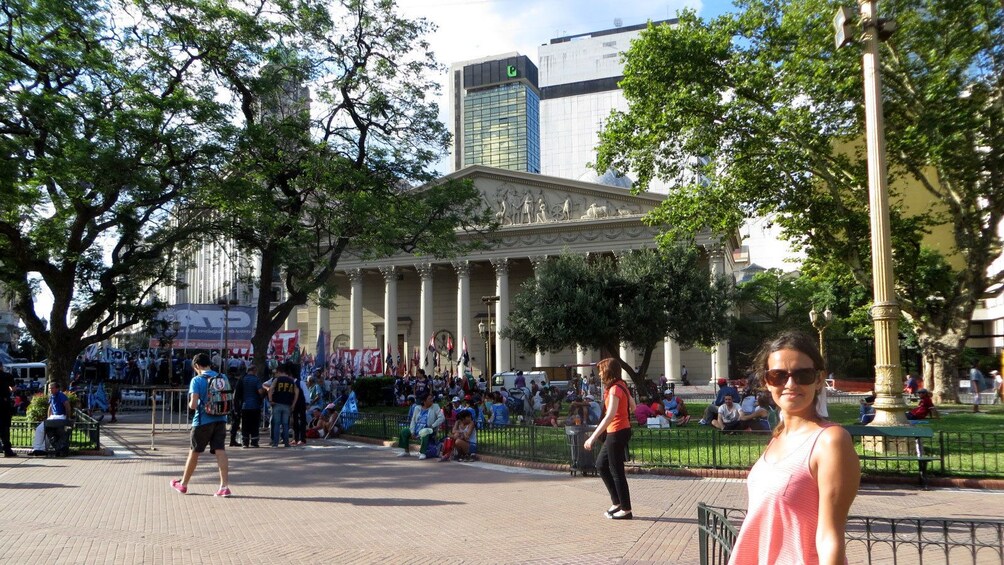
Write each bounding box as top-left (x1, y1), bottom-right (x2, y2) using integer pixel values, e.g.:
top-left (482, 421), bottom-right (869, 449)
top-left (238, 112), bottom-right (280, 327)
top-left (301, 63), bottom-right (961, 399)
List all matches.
top-left (45, 332), bottom-right (81, 390)
top-left (916, 326), bottom-right (966, 406)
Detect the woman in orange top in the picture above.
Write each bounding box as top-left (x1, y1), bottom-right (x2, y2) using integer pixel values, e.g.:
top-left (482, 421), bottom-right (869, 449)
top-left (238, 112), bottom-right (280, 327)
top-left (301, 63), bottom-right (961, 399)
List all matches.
top-left (585, 358), bottom-right (634, 520)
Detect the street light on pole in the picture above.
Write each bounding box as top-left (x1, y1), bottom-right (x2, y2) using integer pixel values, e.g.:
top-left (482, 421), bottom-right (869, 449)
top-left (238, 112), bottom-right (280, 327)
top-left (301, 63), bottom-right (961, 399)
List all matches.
top-left (218, 281), bottom-right (239, 373)
top-left (835, 0), bottom-right (907, 425)
top-left (809, 308), bottom-right (833, 367)
top-left (481, 295), bottom-right (500, 389)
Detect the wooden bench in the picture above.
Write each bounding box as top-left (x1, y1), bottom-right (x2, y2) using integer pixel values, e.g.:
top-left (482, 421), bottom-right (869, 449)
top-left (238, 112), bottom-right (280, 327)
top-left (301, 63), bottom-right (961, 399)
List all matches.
top-left (844, 425), bottom-right (940, 488)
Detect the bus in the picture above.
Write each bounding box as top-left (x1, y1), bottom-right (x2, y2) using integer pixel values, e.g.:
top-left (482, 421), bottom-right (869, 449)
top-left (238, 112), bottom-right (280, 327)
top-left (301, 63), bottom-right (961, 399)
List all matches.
top-left (5, 362), bottom-right (47, 390)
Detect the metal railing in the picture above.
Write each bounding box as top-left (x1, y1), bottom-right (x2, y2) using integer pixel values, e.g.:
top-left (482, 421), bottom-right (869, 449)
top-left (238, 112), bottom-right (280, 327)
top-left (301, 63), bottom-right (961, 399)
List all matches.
top-left (149, 388), bottom-right (191, 450)
top-left (698, 503), bottom-right (739, 565)
top-left (9, 408), bottom-right (101, 452)
top-left (698, 505), bottom-right (1004, 565)
top-left (344, 412), bottom-right (1004, 478)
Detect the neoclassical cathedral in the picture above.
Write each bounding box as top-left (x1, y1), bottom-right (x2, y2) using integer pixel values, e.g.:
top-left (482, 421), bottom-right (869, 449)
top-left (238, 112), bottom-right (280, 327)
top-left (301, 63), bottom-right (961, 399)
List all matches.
top-left (293, 165), bottom-right (741, 385)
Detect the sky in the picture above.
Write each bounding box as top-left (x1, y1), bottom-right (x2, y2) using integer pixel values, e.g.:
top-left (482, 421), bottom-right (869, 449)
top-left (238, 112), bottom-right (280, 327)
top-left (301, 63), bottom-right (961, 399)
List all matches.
top-left (28, 0), bottom-right (796, 324)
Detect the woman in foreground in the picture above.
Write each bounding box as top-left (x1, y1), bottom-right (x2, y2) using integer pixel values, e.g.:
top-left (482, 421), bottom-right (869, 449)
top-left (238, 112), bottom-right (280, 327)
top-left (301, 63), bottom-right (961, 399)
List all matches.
top-left (728, 332), bottom-right (860, 565)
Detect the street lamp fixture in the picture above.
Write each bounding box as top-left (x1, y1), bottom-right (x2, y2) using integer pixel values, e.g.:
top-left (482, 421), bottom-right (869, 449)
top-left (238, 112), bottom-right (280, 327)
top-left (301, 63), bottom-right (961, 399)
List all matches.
top-left (162, 320), bottom-right (180, 385)
top-left (809, 308), bottom-right (833, 366)
top-left (481, 295), bottom-right (500, 389)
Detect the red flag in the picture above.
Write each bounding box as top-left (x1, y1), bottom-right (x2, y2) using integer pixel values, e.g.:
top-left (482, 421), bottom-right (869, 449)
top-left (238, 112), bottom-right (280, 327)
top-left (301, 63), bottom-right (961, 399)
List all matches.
top-left (446, 334), bottom-right (454, 357)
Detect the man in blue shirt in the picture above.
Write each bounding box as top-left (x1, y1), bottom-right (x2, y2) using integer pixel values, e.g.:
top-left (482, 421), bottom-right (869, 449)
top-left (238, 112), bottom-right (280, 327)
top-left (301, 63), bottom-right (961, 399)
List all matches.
top-left (267, 361), bottom-right (299, 448)
top-left (236, 364), bottom-right (264, 447)
top-left (30, 381), bottom-right (71, 455)
top-left (170, 353), bottom-right (231, 497)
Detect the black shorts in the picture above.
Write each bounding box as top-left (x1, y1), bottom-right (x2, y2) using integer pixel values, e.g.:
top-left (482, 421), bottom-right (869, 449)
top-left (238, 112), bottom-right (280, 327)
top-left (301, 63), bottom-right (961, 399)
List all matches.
top-left (191, 421), bottom-right (227, 453)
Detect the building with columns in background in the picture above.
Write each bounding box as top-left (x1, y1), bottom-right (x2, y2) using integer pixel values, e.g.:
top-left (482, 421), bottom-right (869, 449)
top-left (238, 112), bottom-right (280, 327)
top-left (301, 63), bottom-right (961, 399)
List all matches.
top-left (289, 165), bottom-right (741, 385)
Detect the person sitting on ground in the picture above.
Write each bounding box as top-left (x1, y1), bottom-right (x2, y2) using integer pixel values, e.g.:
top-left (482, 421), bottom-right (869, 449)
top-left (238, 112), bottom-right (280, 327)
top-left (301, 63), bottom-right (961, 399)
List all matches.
top-left (700, 378), bottom-right (740, 425)
top-left (712, 395), bottom-right (742, 432)
top-left (634, 396), bottom-right (656, 425)
top-left (739, 394), bottom-right (774, 432)
top-left (488, 391), bottom-right (509, 426)
top-left (646, 404), bottom-right (672, 428)
top-left (533, 401), bottom-right (560, 427)
top-left (440, 408), bottom-right (477, 461)
top-left (859, 395), bottom-right (876, 424)
top-left (906, 389), bottom-right (938, 421)
top-left (306, 407), bottom-right (329, 438)
top-left (566, 393), bottom-right (591, 426)
top-left (397, 393), bottom-right (444, 460)
top-left (661, 389), bottom-right (691, 426)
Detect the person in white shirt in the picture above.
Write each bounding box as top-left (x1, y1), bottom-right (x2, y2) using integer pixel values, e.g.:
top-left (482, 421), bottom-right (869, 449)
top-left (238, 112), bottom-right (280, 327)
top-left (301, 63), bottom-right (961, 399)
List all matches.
top-left (712, 395), bottom-right (742, 432)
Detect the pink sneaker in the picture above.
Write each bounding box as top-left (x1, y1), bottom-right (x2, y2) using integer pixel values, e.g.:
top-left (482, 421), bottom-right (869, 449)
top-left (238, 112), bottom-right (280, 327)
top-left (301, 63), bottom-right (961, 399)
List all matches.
top-left (214, 486), bottom-right (232, 498)
top-left (170, 479), bottom-right (187, 494)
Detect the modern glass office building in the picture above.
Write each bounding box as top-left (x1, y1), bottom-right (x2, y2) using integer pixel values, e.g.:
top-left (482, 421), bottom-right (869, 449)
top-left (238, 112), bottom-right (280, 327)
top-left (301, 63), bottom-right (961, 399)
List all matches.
top-left (449, 54), bottom-right (540, 173)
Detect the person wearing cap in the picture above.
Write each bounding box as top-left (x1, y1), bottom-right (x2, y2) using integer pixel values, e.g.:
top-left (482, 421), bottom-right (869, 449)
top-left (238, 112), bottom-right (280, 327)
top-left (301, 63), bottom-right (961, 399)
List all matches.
top-left (699, 378), bottom-right (740, 426)
top-left (906, 389), bottom-right (938, 420)
top-left (661, 389), bottom-right (690, 426)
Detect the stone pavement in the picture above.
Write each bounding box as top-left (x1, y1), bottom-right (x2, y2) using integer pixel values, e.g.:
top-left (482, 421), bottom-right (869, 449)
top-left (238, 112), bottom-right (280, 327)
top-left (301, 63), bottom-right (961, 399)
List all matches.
top-left (1, 413), bottom-right (1003, 564)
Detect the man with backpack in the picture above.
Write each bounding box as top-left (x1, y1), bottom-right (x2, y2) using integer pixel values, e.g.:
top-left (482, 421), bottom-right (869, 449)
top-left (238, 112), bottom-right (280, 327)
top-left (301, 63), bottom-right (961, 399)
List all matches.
top-left (171, 352), bottom-right (232, 497)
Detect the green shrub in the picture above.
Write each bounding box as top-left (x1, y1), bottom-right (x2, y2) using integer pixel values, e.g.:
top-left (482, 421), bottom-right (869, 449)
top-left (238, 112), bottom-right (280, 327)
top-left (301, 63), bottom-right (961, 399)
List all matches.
top-left (352, 376), bottom-right (396, 407)
top-left (26, 391), bottom-right (78, 422)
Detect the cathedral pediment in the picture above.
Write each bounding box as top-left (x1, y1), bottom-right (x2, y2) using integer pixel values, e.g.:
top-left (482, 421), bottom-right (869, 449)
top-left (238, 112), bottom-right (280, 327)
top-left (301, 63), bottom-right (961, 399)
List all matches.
top-left (445, 165), bottom-right (663, 229)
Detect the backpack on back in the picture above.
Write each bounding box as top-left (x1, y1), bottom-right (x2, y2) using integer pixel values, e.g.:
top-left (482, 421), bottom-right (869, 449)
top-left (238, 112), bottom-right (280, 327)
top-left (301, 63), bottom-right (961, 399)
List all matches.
top-left (202, 372), bottom-right (233, 416)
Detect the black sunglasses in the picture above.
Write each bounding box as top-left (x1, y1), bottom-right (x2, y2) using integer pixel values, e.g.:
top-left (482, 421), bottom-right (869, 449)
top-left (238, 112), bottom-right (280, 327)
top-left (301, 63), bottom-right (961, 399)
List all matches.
top-left (764, 368), bottom-right (819, 387)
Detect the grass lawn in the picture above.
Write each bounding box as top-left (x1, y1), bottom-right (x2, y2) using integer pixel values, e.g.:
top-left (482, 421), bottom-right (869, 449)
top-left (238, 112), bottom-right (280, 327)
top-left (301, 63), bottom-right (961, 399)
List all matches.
top-left (345, 401), bottom-right (1004, 477)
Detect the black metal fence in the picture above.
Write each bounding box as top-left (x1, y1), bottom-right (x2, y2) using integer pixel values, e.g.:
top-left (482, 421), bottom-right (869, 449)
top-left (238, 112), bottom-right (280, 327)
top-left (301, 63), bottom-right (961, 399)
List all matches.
top-left (10, 408), bottom-right (101, 452)
top-left (697, 505), bottom-right (1004, 565)
top-left (345, 412), bottom-right (1004, 478)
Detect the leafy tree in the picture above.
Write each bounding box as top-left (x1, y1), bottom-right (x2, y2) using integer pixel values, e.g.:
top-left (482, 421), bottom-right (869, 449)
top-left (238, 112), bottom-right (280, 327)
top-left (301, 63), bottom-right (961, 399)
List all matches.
top-left (140, 0), bottom-right (493, 368)
top-left (0, 0), bottom-right (227, 385)
top-left (502, 247), bottom-right (734, 388)
top-left (596, 0), bottom-right (1004, 403)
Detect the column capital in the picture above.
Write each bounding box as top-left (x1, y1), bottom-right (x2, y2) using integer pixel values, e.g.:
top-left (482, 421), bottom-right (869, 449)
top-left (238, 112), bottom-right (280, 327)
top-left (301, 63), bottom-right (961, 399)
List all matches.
top-left (529, 255), bottom-right (549, 272)
top-left (415, 262), bottom-right (434, 279)
top-left (379, 265), bottom-right (397, 282)
top-left (346, 268), bottom-right (363, 284)
top-left (491, 257), bottom-right (510, 276)
top-left (452, 260), bottom-right (470, 278)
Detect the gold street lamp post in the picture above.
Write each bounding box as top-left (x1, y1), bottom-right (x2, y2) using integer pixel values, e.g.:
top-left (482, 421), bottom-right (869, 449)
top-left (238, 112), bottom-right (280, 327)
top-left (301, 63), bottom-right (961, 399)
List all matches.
top-left (809, 308), bottom-right (833, 366)
top-left (480, 295), bottom-right (500, 390)
top-left (835, 0), bottom-right (907, 425)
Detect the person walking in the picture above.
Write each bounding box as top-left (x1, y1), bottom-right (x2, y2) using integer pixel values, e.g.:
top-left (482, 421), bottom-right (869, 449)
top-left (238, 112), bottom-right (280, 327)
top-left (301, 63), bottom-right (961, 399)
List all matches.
top-left (0, 362), bottom-right (16, 457)
top-left (727, 332), bottom-right (859, 565)
top-left (584, 358), bottom-right (634, 520)
top-left (268, 362), bottom-right (298, 448)
top-left (970, 363), bottom-right (985, 413)
top-left (170, 353), bottom-right (232, 497)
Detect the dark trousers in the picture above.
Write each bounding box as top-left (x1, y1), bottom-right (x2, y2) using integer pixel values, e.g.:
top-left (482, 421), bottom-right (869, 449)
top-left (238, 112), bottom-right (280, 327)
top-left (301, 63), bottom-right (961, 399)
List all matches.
top-left (0, 410), bottom-right (12, 453)
top-left (229, 412), bottom-right (241, 445)
top-left (241, 408), bottom-right (261, 446)
top-left (292, 403), bottom-right (307, 443)
top-left (596, 427), bottom-right (632, 511)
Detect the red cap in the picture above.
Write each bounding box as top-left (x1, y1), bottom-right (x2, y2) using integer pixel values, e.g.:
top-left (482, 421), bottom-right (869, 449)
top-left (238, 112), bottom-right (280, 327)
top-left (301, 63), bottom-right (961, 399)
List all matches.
top-left (717, 378), bottom-right (727, 385)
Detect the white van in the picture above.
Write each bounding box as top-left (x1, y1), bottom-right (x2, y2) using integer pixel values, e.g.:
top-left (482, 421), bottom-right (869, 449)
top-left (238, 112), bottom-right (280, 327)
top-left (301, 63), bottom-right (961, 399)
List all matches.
top-left (490, 371), bottom-right (549, 393)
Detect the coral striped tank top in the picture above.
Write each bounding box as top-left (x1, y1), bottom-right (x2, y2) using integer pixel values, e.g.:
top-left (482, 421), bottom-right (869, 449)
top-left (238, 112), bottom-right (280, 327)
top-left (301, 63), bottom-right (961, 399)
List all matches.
top-left (727, 424), bottom-right (846, 565)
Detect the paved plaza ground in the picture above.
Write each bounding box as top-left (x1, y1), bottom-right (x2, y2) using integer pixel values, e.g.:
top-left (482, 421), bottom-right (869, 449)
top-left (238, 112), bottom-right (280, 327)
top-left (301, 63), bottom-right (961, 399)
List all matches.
top-left (2, 413), bottom-right (1003, 564)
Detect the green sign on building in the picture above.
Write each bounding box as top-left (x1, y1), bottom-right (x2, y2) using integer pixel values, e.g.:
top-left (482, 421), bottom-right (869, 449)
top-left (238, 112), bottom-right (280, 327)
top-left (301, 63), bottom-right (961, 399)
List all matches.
top-left (506, 65), bottom-right (517, 78)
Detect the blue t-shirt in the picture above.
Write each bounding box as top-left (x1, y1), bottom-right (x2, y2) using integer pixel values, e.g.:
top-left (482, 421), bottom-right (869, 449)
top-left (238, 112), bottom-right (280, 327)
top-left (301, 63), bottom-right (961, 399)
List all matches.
top-left (241, 374), bottom-right (262, 410)
top-left (490, 402), bottom-right (509, 426)
top-left (190, 372), bottom-right (228, 427)
top-left (50, 391), bottom-right (69, 416)
top-left (413, 407), bottom-right (430, 434)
